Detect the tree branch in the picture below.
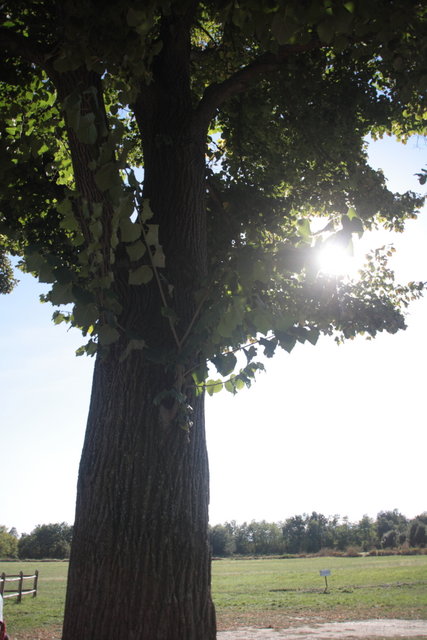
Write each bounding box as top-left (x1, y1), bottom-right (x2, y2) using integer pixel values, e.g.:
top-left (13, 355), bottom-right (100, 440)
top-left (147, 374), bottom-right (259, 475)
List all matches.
top-left (194, 41), bottom-right (321, 128)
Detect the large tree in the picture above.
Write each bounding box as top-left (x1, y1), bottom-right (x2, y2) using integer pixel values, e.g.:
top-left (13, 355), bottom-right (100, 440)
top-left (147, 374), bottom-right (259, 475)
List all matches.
top-left (1, 1), bottom-right (426, 638)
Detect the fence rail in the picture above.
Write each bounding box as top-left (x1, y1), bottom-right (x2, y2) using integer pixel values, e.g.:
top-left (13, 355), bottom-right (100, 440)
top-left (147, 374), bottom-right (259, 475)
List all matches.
top-left (0, 571), bottom-right (38, 602)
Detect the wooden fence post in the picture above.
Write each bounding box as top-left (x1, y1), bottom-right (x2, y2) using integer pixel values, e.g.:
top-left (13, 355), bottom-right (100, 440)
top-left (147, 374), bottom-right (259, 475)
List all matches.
top-left (0, 573), bottom-right (5, 597)
top-left (17, 571), bottom-right (24, 603)
top-left (33, 570), bottom-right (39, 598)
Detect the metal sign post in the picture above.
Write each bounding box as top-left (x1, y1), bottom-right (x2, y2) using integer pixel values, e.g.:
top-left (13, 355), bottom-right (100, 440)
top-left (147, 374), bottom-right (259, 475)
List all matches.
top-left (319, 569), bottom-right (331, 593)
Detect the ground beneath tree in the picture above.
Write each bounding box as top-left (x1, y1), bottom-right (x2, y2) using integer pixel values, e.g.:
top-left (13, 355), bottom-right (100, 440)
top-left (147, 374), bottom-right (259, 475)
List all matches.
top-left (218, 619), bottom-right (427, 639)
top-left (9, 619), bottom-right (427, 640)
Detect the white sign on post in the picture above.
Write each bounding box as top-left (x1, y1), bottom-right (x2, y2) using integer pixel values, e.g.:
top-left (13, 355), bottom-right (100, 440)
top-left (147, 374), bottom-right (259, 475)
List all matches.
top-left (320, 569), bottom-right (331, 592)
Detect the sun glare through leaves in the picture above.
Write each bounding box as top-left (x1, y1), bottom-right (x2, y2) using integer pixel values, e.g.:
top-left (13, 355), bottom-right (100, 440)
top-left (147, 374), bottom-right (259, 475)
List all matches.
top-left (317, 242), bottom-right (361, 278)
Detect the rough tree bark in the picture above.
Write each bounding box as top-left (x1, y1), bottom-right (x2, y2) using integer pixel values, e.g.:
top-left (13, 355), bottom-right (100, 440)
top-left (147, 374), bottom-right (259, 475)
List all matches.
top-left (62, 10), bottom-right (217, 639)
top-left (62, 352), bottom-right (215, 640)
top-left (62, 127), bottom-right (216, 639)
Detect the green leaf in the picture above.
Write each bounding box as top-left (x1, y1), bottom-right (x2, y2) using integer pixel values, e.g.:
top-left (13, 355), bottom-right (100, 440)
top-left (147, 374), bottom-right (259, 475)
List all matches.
top-left (125, 240), bottom-right (146, 261)
top-left (84, 125), bottom-right (99, 145)
top-left (192, 364), bottom-right (209, 387)
top-left (317, 19), bottom-right (334, 44)
top-left (127, 170), bottom-right (139, 188)
top-left (76, 340), bottom-right (97, 357)
top-left (211, 352), bottom-right (237, 377)
top-left (251, 309), bottom-right (271, 336)
top-left (244, 345), bottom-right (257, 363)
top-left (49, 282), bottom-right (75, 305)
top-left (129, 265), bottom-right (153, 285)
top-left (306, 328), bottom-right (320, 346)
top-left (297, 218), bottom-right (312, 242)
top-left (344, 2), bottom-right (355, 12)
top-left (76, 113), bottom-right (97, 145)
top-left (119, 338), bottom-right (146, 362)
top-left (94, 163), bottom-right (118, 192)
top-left (252, 260), bottom-right (269, 283)
top-left (72, 302), bottom-right (99, 328)
top-left (276, 331), bottom-right (297, 353)
top-left (271, 14), bottom-right (299, 45)
top-left (216, 302), bottom-right (244, 338)
top-left (224, 379), bottom-right (236, 394)
top-left (274, 312), bottom-right (294, 332)
top-left (151, 245), bottom-right (166, 268)
top-left (24, 251), bottom-right (46, 273)
top-left (217, 313), bottom-right (236, 338)
top-left (97, 324), bottom-right (120, 346)
top-left (63, 92), bottom-right (81, 131)
top-left (89, 219), bottom-right (103, 240)
top-left (342, 214), bottom-right (364, 238)
top-left (259, 337), bottom-right (277, 358)
top-left (349, 217), bottom-right (364, 238)
top-left (126, 8), bottom-right (146, 27)
top-left (206, 379), bottom-right (224, 396)
top-left (140, 199), bottom-right (154, 222)
top-left (116, 195), bottom-right (134, 219)
top-left (38, 263), bottom-right (56, 283)
top-left (232, 376), bottom-right (245, 391)
top-left (120, 218), bottom-right (141, 243)
top-left (56, 198), bottom-right (73, 216)
top-left (52, 311), bottom-right (69, 325)
top-left (144, 223), bottom-right (159, 247)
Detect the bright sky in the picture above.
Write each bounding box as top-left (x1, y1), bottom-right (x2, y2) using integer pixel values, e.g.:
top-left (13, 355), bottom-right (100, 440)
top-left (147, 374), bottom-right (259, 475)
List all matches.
top-left (0, 136), bottom-right (426, 535)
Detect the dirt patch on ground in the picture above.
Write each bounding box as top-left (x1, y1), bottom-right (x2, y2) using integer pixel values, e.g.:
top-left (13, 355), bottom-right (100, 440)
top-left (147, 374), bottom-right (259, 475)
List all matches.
top-left (218, 619), bottom-right (427, 639)
top-left (8, 620), bottom-right (427, 639)
top-left (9, 627), bottom-right (62, 640)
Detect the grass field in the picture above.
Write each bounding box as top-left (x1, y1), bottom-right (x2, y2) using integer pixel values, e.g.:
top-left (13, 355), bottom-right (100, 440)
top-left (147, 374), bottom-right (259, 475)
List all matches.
top-left (0, 561), bottom-right (66, 637)
top-left (212, 555), bottom-right (427, 630)
top-left (1, 555), bottom-right (427, 637)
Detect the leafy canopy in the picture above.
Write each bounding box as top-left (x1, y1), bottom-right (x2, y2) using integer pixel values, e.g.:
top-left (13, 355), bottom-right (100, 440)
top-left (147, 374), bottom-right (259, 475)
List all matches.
top-left (0, 0), bottom-right (426, 397)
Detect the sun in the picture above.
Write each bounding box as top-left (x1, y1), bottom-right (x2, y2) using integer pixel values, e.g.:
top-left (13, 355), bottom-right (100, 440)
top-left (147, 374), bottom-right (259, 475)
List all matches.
top-left (317, 244), bottom-right (360, 278)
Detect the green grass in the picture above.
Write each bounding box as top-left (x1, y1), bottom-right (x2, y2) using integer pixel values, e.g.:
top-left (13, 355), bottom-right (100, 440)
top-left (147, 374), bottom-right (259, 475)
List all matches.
top-left (1, 556), bottom-right (427, 635)
top-left (0, 561), bottom-right (67, 635)
top-left (212, 555), bottom-right (427, 625)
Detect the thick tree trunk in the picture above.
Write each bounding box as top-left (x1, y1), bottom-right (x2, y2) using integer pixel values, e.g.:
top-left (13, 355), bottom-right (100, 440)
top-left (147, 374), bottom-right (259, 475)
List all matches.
top-left (61, 10), bottom-right (216, 635)
top-left (62, 350), bottom-right (215, 640)
top-left (62, 135), bottom-right (217, 635)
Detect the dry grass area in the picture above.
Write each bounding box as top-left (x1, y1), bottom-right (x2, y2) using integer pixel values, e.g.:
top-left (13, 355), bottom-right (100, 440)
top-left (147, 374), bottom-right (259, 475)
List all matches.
top-left (216, 607), bottom-right (419, 631)
top-left (11, 619), bottom-right (427, 640)
top-left (8, 626), bottom-right (62, 640)
top-left (9, 618), bottom-right (427, 640)
top-left (218, 620), bottom-right (427, 639)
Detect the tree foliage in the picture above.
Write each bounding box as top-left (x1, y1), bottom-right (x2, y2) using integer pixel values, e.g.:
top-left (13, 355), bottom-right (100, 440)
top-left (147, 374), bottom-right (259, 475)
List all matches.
top-left (0, 1), bottom-right (425, 396)
top-left (210, 511), bottom-right (426, 556)
top-left (0, 526), bottom-right (18, 558)
top-left (1, 1), bottom-right (426, 637)
top-left (409, 515), bottom-right (427, 547)
top-left (0, 248), bottom-right (16, 293)
top-left (18, 523), bottom-right (73, 559)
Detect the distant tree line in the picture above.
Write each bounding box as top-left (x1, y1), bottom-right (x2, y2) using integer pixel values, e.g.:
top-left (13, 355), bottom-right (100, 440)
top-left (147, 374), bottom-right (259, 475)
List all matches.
top-left (209, 510), bottom-right (427, 557)
top-left (1, 511), bottom-right (426, 559)
top-left (0, 523), bottom-right (73, 559)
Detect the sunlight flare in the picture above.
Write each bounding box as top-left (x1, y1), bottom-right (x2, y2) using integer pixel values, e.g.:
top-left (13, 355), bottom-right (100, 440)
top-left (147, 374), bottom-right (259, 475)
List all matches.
top-left (317, 243), bottom-right (360, 278)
